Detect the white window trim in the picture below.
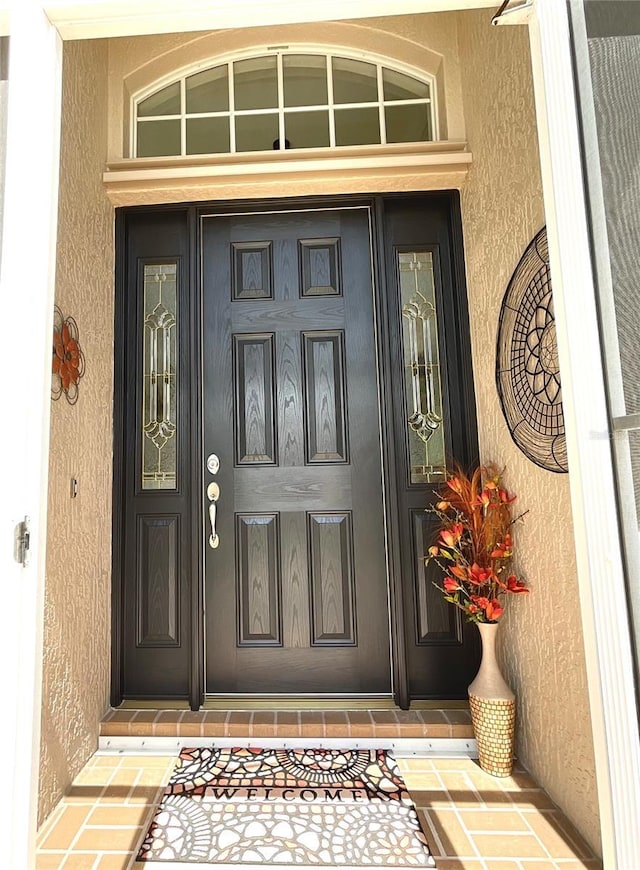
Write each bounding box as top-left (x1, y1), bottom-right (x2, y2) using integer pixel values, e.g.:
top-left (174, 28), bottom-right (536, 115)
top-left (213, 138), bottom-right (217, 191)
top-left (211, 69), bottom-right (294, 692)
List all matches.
top-left (130, 45), bottom-right (440, 159)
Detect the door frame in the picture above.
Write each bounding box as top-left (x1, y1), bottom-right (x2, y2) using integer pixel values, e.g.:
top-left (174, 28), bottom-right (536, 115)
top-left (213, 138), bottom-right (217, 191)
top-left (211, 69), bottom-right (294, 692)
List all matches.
top-left (111, 191), bottom-right (475, 711)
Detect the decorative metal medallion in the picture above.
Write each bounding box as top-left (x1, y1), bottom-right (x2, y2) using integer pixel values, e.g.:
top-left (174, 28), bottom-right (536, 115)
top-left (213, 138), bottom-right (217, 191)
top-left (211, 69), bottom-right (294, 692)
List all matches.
top-left (496, 227), bottom-right (567, 473)
top-left (52, 305), bottom-right (85, 405)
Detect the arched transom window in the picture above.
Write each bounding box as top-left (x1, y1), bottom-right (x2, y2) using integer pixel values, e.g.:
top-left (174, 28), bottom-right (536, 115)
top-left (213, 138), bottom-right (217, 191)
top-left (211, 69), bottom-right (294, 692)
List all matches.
top-left (134, 52), bottom-right (437, 158)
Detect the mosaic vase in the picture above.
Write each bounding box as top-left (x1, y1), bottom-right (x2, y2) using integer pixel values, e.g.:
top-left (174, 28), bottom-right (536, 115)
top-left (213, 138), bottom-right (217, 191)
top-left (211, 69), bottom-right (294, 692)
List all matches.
top-left (468, 621), bottom-right (516, 777)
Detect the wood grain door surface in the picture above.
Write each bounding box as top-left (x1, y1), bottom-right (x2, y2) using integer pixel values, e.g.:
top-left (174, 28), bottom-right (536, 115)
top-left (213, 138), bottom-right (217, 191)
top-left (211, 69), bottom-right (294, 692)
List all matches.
top-left (202, 208), bottom-right (391, 694)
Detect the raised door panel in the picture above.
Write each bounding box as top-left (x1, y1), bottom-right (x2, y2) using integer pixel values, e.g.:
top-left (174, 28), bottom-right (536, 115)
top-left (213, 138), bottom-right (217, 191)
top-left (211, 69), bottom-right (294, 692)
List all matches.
top-left (410, 510), bottom-right (461, 644)
top-left (233, 334), bottom-right (277, 465)
top-left (236, 513), bottom-right (282, 645)
top-left (136, 515), bottom-right (180, 647)
top-left (308, 512), bottom-right (356, 645)
top-left (303, 331), bottom-right (348, 463)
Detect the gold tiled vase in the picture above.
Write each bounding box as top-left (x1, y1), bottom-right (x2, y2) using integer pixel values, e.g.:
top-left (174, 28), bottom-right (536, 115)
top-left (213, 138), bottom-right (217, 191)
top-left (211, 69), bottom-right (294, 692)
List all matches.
top-left (468, 621), bottom-right (515, 777)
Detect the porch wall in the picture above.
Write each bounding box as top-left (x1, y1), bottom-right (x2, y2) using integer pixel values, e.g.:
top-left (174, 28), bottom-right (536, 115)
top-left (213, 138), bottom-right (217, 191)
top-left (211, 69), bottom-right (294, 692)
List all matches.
top-left (457, 11), bottom-right (601, 855)
top-left (39, 39), bottom-right (114, 825)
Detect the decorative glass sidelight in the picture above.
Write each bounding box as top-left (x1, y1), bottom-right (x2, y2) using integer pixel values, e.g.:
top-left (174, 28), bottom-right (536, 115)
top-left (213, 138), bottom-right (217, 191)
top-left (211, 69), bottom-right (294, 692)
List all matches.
top-left (142, 264), bottom-right (178, 490)
top-left (399, 251), bottom-right (446, 485)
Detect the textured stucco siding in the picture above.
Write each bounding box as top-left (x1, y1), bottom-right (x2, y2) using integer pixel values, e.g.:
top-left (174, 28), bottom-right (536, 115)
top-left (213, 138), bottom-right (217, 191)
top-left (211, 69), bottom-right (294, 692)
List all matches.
top-left (39, 39), bottom-right (114, 826)
top-left (457, 11), bottom-right (601, 856)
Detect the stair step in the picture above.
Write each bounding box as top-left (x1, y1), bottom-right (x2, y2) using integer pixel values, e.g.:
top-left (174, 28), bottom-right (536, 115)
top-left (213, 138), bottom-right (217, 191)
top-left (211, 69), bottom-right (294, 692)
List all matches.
top-left (100, 708), bottom-right (473, 740)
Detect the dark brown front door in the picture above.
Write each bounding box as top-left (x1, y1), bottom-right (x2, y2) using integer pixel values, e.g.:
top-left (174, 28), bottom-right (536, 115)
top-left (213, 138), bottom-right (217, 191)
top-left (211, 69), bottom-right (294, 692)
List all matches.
top-left (201, 208), bottom-right (391, 694)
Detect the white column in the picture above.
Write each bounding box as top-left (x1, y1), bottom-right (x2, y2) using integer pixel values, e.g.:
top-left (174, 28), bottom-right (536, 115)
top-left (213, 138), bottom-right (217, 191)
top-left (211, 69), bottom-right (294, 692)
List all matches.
top-left (528, 0), bottom-right (640, 865)
top-left (0, 2), bottom-right (62, 864)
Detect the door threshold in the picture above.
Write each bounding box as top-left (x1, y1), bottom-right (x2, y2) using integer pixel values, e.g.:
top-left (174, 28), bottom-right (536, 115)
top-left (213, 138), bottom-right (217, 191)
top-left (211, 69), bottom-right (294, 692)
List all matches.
top-left (203, 696), bottom-right (398, 711)
top-left (117, 697), bottom-right (471, 711)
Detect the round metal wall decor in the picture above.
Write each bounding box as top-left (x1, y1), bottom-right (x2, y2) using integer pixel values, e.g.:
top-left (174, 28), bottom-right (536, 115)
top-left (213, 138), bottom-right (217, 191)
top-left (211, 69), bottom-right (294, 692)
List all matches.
top-left (52, 305), bottom-right (85, 405)
top-left (496, 227), bottom-right (567, 473)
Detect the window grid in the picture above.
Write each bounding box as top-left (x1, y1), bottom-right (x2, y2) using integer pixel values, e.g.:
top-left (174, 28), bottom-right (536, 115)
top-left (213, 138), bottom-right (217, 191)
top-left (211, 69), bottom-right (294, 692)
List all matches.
top-left (134, 52), bottom-right (435, 158)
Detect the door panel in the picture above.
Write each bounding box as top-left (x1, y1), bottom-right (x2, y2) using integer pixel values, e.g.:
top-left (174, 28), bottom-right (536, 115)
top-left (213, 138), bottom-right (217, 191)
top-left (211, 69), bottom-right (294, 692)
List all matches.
top-left (118, 211), bottom-right (194, 700)
top-left (203, 209), bottom-right (391, 694)
top-left (382, 196), bottom-right (480, 699)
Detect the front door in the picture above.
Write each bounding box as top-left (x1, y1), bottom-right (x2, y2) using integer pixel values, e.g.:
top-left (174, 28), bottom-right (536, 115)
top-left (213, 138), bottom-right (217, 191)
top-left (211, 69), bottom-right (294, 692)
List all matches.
top-left (202, 208), bottom-right (391, 694)
top-left (114, 194), bottom-right (479, 708)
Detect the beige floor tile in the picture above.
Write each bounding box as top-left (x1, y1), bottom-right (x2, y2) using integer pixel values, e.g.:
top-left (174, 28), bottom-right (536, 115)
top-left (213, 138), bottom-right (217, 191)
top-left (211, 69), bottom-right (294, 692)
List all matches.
top-left (432, 861), bottom-right (484, 870)
top-left (397, 757), bottom-right (435, 771)
top-left (471, 832), bottom-right (548, 859)
top-left (483, 862), bottom-right (521, 870)
top-left (410, 790), bottom-right (453, 810)
top-left (37, 804), bottom-right (66, 845)
top-left (510, 789), bottom-right (557, 810)
top-left (61, 854), bottom-right (100, 868)
top-left (64, 785), bottom-right (108, 806)
top-left (419, 808), bottom-right (476, 858)
top-left (438, 772), bottom-right (482, 805)
top-left (96, 856), bottom-right (131, 869)
top-left (73, 768), bottom-right (114, 787)
top-left (405, 772), bottom-right (445, 796)
top-left (87, 804), bottom-right (150, 826)
top-left (97, 853), bottom-right (131, 870)
top-left (526, 810), bottom-right (595, 860)
top-left (125, 785), bottom-right (164, 806)
top-left (74, 826), bottom-right (143, 851)
top-left (430, 758), bottom-right (477, 772)
top-left (92, 756), bottom-right (123, 768)
top-left (518, 862), bottom-right (570, 870)
top-left (36, 853), bottom-right (66, 869)
top-left (498, 769), bottom-right (540, 790)
top-left (458, 808), bottom-right (531, 832)
top-left (472, 787), bottom-right (514, 807)
top-left (91, 785), bottom-right (135, 806)
top-left (119, 755), bottom-right (171, 768)
top-left (40, 806), bottom-right (93, 850)
top-left (108, 768), bottom-right (141, 787)
top-left (135, 767), bottom-right (173, 787)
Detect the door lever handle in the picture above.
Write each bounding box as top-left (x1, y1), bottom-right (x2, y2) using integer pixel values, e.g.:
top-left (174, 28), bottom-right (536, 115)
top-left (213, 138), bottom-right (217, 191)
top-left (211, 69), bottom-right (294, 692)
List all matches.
top-left (207, 482), bottom-right (220, 549)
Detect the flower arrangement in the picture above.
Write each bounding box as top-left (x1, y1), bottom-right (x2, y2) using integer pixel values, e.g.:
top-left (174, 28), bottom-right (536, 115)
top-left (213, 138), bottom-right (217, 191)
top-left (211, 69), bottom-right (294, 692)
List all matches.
top-left (427, 464), bottom-right (529, 623)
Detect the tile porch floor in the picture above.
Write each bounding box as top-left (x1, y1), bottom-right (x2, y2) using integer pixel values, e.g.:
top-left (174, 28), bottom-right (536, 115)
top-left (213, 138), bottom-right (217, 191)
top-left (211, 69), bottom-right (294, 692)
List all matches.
top-left (36, 749), bottom-right (602, 869)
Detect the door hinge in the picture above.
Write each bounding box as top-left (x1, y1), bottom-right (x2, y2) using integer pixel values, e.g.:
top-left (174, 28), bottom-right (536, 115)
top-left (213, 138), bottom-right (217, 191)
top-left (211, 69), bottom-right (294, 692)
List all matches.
top-left (15, 516), bottom-right (31, 567)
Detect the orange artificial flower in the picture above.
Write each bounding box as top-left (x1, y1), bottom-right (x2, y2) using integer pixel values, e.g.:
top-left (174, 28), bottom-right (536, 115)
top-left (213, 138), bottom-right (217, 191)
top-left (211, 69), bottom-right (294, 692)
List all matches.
top-left (426, 464), bottom-right (530, 624)
top-left (506, 574), bottom-right (529, 594)
top-left (440, 522), bottom-right (464, 548)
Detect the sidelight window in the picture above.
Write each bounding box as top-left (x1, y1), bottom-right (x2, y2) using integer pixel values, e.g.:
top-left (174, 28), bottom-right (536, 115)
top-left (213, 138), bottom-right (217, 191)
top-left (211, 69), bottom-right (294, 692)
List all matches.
top-left (399, 251), bottom-right (446, 485)
top-left (142, 263), bottom-right (178, 490)
top-left (133, 52), bottom-right (436, 158)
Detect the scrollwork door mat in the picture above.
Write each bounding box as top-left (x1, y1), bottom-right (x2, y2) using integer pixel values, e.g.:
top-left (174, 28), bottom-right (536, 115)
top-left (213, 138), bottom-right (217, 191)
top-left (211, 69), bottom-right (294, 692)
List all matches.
top-left (137, 747), bottom-right (435, 866)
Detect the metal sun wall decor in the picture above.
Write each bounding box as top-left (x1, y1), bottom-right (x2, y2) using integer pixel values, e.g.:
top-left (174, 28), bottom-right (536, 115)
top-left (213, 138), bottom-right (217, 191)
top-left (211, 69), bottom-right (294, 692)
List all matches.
top-left (52, 305), bottom-right (85, 405)
top-left (496, 227), bottom-right (568, 473)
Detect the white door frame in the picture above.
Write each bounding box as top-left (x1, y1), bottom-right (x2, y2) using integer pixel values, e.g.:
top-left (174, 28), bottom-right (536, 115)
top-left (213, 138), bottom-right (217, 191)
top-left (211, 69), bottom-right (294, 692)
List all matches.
top-left (1, 0), bottom-right (638, 865)
top-left (0, 3), bottom-right (62, 867)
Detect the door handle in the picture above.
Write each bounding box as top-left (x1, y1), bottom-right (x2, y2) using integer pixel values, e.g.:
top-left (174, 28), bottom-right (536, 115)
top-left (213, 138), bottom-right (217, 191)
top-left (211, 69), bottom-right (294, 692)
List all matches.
top-left (207, 481), bottom-right (220, 549)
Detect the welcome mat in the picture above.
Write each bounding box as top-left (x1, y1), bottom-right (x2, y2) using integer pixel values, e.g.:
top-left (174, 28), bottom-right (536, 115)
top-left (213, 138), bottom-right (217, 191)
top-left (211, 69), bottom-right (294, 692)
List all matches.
top-left (137, 747), bottom-right (435, 866)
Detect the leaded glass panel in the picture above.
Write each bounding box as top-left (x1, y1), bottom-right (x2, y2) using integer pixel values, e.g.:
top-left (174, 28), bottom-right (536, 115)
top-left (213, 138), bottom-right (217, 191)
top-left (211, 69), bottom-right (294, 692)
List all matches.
top-left (399, 251), bottom-right (446, 485)
top-left (142, 264), bottom-right (178, 490)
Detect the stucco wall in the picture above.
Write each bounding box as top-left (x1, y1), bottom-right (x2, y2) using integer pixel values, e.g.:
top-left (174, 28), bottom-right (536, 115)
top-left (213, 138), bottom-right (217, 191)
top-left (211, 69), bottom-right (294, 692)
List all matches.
top-left (39, 39), bottom-right (114, 825)
top-left (457, 11), bottom-right (601, 855)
